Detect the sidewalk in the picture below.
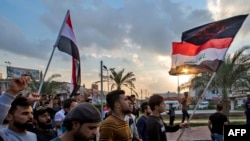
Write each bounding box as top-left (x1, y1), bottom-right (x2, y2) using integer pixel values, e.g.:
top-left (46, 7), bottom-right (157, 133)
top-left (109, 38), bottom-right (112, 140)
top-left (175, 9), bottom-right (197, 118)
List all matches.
top-left (167, 126), bottom-right (211, 141)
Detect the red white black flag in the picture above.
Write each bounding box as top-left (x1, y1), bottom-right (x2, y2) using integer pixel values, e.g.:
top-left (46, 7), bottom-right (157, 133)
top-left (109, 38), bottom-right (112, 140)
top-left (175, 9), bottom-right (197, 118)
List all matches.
top-left (54, 10), bottom-right (81, 97)
top-left (169, 14), bottom-right (248, 75)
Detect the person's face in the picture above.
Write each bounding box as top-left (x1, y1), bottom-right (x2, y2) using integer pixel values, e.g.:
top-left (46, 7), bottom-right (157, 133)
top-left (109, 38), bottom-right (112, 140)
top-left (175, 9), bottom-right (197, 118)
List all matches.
top-left (36, 111), bottom-right (52, 130)
top-left (70, 101), bottom-right (78, 111)
top-left (156, 101), bottom-right (166, 113)
top-left (128, 100), bottom-right (133, 112)
top-left (146, 105), bottom-right (152, 116)
top-left (118, 94), bottom-right (131, 114)
top-left (53, 99), bottom-right (59, 104)
top-left (74, 122), bottom-right (100, 140)
top-left (7, 106), bottom-right (34, 130)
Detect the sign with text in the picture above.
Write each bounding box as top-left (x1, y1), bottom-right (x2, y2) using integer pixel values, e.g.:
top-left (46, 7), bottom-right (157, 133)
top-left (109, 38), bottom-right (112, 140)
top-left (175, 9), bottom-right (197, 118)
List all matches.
top-left (7, 66), bottom-right (40, 80)
top-left (224, 125), bottom-right (250, 140)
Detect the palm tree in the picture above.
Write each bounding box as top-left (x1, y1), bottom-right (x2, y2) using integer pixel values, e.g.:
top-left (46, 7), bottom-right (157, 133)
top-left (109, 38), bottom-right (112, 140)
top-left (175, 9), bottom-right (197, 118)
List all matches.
top-left (109, 68), bottom-right (138, 96)
top-left (189, 46), bottom-right (250, 117)
top-left (29, 71), bottom-right (62, 95)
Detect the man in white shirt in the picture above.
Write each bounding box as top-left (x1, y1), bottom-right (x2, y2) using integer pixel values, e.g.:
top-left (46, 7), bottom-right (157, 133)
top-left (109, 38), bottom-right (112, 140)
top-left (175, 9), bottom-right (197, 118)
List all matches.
top-left (54, 98), bottom-right (77, 136)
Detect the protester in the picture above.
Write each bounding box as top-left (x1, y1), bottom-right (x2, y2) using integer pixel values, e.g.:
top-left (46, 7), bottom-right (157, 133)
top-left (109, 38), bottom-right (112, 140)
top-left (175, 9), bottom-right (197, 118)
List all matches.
top-left (50, 103), bottom-right (101, 141)
top-left (99, 90), bottom-right (132, 140)
top-left (180, 92), bottom-right (190, 123)
top-left (147, 94), bottom-right (188, 141)
top-left (30, 106), bottom-right (57, 141)
top-left (125, 96), bottom-right (141, 141)
top-left (54, 98), bottom-right (78, 136)
top-left (244, 94), bottom-right (250, 125)
top-left (208, 103), bottom-right (229, 141)
top-left (0, 75), bottom-right (40, 141)
top-left (136, 101), bottom-right (151, 141)
top-left (168, 103), bottom-right (175, 126)
top-left (131, 95), bottom-right (140, 119)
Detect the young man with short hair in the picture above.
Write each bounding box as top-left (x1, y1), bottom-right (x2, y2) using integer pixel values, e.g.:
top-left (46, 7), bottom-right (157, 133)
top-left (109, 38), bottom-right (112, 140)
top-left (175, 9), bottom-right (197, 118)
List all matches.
top-left (147, 94), bottom-right (188, 141)
top-left (99, 90), bottom-right (132, 141)
top-left (0, 76), bottom-right (40, 141)
top-left (136, 101), bottom-right (151, 141)
top-left (208, 103), bottom-right (228, 141)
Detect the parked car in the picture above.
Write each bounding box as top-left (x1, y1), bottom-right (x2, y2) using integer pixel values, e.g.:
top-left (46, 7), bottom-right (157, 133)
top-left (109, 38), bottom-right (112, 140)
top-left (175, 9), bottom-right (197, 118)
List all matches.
top-left (164, 100), bottom-right (179, 110)
top-left (198, 101), bottom-right (209, 109)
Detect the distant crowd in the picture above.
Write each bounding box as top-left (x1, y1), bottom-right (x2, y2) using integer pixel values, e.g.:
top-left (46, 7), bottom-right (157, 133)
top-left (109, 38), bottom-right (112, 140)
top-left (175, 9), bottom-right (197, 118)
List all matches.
top-left (0, 76), bottom-right (249, 141)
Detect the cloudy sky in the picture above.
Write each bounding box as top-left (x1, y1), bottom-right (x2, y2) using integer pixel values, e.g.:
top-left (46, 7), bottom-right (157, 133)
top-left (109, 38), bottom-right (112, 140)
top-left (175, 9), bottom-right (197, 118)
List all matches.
top-left (0, 0), bottom-right (250, 97)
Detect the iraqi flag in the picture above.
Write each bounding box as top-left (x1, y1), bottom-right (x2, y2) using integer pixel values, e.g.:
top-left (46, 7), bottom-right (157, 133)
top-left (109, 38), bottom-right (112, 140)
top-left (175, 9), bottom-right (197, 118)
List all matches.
top-left (169, 14), bottom-right (248, 75)
top-left (54, 10), bottom-right (81, 97)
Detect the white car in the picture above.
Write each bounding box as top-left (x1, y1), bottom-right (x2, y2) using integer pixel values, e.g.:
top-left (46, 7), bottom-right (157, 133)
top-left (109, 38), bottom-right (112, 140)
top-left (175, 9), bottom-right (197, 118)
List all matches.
top-left (164, 100), bottom-right (179, 109)
top-left (198, 101), bottom-right (209, 109)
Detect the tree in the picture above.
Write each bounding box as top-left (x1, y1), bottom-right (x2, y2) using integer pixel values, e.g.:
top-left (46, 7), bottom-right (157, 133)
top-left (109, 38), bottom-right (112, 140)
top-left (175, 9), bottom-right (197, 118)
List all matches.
top-left (189, 46), bottom-right (250, 117)
top-left (29, 71), bottom-right (62, 95)
top-left (109, 68), bottom-right (138, 96)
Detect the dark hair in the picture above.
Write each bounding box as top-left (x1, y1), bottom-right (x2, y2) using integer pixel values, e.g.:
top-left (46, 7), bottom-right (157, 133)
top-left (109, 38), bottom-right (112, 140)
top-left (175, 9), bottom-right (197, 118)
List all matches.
top-left (140, 101), bottom-right (148, 113)
top-left (131, 95), bottom-right (135, 98)
top-left (216, 103), bottom-right (223, 111)
top-left (8, 96), bottom-right (31, 114)
top-left (106, 90), bottom-right (125, 110)
top-left (63, 98), bottom-right (76, 109)
top-left (148, 94), bottom-right (164, 111)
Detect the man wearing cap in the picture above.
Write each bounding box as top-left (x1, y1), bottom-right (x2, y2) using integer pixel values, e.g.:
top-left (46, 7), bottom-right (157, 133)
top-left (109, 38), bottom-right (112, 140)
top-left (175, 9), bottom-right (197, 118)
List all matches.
top-left (50, 103), bottom-right (101, 141)
top-left (29, 106), bottom-right (57, 141)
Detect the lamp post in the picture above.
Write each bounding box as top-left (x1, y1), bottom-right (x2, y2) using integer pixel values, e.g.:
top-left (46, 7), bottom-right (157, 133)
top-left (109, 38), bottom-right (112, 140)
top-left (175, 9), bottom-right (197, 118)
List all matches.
top-left (4, 61), bottom-right (11, 66)
top-left (103, 65), bottom-right (109, 93)
top-left (177, 76), bottom-right (180, 98)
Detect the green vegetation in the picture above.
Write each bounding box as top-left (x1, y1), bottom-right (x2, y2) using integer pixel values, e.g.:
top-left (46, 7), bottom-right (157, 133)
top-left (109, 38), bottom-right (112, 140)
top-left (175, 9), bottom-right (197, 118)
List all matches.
top-left (188, 46), bottom-right (250, 117)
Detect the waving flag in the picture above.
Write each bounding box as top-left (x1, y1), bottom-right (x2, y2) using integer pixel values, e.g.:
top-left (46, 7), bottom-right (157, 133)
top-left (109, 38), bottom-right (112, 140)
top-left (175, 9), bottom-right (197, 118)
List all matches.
top-left (54, 10), bottom-right (81, 97)
top-left (169, 14), bottom-right (248, 75)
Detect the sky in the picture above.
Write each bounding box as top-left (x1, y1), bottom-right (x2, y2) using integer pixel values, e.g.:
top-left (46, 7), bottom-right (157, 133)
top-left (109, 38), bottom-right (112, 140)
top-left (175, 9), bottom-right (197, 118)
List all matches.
top-left (0, 0), bottom-right (250, 97)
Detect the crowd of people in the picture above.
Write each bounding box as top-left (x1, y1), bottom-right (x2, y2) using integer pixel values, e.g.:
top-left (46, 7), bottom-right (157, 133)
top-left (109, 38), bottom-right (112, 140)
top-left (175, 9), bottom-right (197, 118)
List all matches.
top-left (1, 75), bottom-right (249, 141)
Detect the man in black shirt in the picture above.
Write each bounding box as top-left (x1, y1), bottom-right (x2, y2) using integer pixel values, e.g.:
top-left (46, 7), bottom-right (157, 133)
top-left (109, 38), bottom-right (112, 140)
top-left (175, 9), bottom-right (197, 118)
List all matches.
top-left (147, 94), bottom-right (188, 141)
top-left (208, 103), bottom-right (229, 141)
top-left (30, 106), bottom-right (57, 141)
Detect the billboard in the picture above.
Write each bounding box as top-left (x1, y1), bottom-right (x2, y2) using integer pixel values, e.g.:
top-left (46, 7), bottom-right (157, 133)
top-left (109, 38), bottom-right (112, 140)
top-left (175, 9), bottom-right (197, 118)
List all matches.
top-left (7, 66), bottom-right (40, 80)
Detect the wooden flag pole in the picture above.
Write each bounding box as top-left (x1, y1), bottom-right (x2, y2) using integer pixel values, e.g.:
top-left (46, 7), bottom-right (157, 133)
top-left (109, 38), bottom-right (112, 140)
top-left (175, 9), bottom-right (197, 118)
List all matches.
top-left (176, 72), bottom-right (216, 141)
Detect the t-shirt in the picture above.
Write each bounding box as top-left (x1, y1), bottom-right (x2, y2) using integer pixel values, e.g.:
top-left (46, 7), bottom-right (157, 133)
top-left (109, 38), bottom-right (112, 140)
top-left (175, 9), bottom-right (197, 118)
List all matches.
top-left (99, 115), bottom-right (131, 141)
top-left (54, 109), bottom-right (65, 136)
top-left (0, 128), bottom-right (37, 141)
top-left (29, 128), bottom-right (57, 141)
top-left (50, 137), bottom-right (61, 141)
top-left (136, 115), bottom-right (148, 141)
top-left (209, 112), bottom-right (228, 135)
top-left (146, 116), bottom-right (180, 141)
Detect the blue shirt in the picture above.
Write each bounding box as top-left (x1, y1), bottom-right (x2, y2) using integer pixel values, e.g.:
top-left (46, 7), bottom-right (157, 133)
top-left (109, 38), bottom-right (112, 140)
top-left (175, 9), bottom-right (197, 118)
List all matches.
top-left (136, 115), bottom-right (148, 141)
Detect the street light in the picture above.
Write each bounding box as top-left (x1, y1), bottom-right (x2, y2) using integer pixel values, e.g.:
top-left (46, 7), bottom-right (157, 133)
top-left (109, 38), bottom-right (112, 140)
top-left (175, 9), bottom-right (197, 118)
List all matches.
top-left (4, 61), bottom-right (11, 66)
top-left (103, 65), bottom-right (115, 93)
top-left (103, 65), bottom-right (109, 93)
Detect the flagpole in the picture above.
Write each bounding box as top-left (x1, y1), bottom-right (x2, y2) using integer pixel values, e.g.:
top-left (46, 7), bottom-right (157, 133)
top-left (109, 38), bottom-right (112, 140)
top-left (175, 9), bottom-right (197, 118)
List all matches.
top-left (100, 61), bottom-right (104, 121)
top-left (33, 10), bottom-right (70, 109)
top-left (33, 46), bottom-right (56, 108)
top-left (176, 72), bottom-right (216, 141)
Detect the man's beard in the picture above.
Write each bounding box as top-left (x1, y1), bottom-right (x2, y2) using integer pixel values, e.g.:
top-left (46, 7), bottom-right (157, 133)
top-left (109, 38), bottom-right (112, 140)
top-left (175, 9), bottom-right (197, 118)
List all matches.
top-left (13, 121), bottom-right (34, 130)
top-left (37, 119), bottom-right (53, 130)
top-left (146, 112), bottom-right (151, 116)
top-left (74, 126), bottom-right (94, 141)
top-left (122, 108), bottom-right (131, 115)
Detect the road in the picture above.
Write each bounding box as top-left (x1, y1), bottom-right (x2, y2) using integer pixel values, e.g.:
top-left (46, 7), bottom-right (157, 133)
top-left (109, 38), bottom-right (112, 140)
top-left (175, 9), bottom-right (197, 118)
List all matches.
top-left (161, 109), bottom-right (243, 115)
